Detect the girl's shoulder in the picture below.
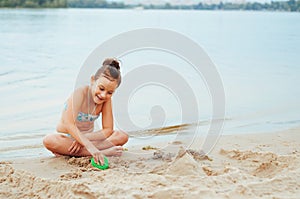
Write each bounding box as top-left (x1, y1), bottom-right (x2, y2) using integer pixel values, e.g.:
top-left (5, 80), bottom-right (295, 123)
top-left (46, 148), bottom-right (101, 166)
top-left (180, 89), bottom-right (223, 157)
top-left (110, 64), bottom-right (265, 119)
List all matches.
top-left (66, 86), bottom-right (89, 105)
top-left (74, 85), bottom-right (89, 94)
top-left (72, 86), bottom-right (89, 98)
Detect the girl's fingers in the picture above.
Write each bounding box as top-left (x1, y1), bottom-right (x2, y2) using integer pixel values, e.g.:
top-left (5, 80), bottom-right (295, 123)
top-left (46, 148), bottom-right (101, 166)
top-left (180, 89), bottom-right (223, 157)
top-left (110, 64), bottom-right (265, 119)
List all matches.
top-left (70, 147), bottom-right (76, 154)
top-left (71, 143), bottom-right (77, 154)
top-left (68, 141), bottom-right (75, 152)
top-left (73, 143), bottom-right (81, 154)
top-left (93, 153), bottom-right (104, 165)
top-left (94, 156), bottom-right (99, 165)
top-left (69, 141), bottom-right (81, 154)
top-left (75, 145), bottom-right (81, 154)
top-left (98, 155), bottom-right (104, 165)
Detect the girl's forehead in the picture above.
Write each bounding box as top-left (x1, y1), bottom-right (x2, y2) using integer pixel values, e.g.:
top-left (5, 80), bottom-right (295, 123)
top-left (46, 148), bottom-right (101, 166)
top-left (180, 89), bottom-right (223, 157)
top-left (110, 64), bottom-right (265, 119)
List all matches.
top-left (95, 76), bottom-right (118, 89)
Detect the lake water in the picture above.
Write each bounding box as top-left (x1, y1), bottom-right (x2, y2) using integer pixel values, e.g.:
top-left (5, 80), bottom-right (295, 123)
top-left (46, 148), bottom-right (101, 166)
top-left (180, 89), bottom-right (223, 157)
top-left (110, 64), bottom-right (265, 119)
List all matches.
top-left (1, 9), bottom-right (300, 160)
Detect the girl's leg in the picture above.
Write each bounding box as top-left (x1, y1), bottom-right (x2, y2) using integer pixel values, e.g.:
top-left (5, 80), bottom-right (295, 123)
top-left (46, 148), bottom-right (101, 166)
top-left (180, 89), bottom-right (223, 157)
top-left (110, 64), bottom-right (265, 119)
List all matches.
top-left (93, 130), bottom-right (129, 149)
top-left (43, 134), bottom-right (88, 156)
top-left (84, 130), bottom-right (128, 148)
top-left (43, 131), bottom-right (128, 157)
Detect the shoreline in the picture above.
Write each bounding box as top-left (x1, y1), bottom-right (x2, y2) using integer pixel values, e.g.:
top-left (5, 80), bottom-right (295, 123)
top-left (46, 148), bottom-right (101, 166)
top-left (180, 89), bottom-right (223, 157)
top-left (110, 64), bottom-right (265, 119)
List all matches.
top-left (1, 123), bottom-right (299, 160)
top-left (1, 127), bottom-right (299, 198)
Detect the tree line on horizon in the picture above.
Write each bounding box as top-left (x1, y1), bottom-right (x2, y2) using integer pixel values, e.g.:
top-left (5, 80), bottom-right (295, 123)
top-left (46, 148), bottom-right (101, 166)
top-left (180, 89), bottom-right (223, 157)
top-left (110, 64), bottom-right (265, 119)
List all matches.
top-left (0, 0), bottom-right (300, 12)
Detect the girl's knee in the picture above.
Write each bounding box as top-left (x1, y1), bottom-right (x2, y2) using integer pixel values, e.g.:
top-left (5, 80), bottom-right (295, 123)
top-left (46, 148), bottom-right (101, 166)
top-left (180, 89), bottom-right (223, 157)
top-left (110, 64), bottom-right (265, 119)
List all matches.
top-left (43, 134), bottom-right (62, 150)
top-left (43, 134), bottom-right (53, 149)
top-left (113, 130), bottom-right (129, 145)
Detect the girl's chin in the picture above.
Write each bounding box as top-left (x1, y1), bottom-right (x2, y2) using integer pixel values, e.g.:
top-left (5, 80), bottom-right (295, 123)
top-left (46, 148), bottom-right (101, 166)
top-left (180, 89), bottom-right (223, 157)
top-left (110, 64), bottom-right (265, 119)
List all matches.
top-left (94, 97), bottom-right (104, 104)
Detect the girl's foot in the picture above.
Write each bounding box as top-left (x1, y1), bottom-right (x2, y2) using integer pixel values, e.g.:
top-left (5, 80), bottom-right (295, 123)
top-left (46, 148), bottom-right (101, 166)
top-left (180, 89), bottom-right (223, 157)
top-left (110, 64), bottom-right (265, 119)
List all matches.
top-left (101, 146), bottom-right (123, 157)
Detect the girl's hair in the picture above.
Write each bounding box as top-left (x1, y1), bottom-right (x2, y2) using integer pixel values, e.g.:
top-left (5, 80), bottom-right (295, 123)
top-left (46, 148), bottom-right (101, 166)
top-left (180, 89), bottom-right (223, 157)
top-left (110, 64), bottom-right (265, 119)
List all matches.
top-left (94, 58), bottom-right (121, 87)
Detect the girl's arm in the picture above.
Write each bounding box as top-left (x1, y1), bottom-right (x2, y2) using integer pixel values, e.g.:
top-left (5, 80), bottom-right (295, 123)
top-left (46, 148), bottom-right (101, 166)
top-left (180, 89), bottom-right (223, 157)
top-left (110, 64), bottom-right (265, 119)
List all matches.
top-left (84, 99), bottom-right (114, 141)
top-left (63, 88), bottom-right (104, 164)
top-left (101, 98), bottom-right (114, 135)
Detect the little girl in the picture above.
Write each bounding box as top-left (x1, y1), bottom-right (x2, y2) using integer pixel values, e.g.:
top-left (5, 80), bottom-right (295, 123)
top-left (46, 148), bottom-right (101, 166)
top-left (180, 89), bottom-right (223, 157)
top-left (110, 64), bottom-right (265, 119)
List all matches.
top-left (43, 58), bottom-right (128, 165)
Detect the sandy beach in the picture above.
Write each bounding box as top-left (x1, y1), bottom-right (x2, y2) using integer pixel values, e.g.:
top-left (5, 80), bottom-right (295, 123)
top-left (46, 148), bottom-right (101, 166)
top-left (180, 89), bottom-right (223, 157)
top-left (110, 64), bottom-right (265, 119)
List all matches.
top-left (1, 127), bottom-right (299, 199)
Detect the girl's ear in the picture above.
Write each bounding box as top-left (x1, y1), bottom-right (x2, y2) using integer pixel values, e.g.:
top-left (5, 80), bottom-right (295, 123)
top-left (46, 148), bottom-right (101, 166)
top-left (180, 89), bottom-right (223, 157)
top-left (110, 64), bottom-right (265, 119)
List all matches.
top-left (90, 75), bottom-right (95, 84)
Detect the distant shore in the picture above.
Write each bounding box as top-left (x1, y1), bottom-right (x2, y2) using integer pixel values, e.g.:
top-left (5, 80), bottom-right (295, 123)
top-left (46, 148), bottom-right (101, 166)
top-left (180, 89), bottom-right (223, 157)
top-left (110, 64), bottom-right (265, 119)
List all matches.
top-left (0, 0), bottom-right (300, 12)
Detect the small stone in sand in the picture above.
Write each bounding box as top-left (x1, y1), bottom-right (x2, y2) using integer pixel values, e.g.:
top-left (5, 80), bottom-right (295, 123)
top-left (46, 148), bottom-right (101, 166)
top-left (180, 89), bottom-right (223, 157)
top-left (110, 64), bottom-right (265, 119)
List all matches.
top-left (153, 150), bottom-right (175, 162)
top-left (187, 149), bottom-right (213, 161)
top-left (142, 145), bottom-right (159, 150)
top-left (153, 150), bottom-right (164, 159)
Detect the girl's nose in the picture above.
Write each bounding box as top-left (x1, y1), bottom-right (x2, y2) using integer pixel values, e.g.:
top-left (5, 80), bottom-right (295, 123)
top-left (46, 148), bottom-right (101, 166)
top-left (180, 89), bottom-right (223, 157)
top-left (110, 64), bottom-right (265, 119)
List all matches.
top-left (100, 92), bottom-right (106, 98)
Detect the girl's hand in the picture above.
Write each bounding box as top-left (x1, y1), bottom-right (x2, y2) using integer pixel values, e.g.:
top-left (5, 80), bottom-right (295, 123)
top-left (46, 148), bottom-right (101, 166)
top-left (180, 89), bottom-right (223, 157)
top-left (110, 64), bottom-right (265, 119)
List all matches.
top-left (68, 140), bottom-right (82, 154)
top-left (89, 148), bottom-right (104, 165)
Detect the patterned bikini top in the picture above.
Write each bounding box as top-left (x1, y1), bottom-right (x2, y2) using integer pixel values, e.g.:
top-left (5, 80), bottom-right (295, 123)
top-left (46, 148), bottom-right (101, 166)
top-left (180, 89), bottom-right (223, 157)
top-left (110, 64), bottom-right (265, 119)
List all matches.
top-left (77, 112), bottom-right (99, 122)
top-left (63, 102), bottom-right (99, 122)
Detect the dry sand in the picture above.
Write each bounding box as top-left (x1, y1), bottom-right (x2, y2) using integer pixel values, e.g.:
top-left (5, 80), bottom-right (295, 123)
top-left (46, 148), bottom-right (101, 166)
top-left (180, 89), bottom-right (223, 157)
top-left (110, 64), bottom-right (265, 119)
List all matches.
top-left (1, 127), bottom-right (299, 198)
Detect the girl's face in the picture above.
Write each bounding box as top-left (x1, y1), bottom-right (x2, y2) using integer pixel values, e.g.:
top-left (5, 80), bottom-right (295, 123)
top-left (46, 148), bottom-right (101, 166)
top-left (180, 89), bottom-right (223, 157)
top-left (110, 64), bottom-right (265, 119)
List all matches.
top-left (91, 75), bottom-right (118, 104)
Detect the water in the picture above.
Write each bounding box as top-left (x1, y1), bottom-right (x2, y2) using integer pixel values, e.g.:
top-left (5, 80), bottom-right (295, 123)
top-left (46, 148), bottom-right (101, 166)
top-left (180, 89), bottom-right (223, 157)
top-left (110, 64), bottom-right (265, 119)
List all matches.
top-left (0, 9), bottom-right (300, 159)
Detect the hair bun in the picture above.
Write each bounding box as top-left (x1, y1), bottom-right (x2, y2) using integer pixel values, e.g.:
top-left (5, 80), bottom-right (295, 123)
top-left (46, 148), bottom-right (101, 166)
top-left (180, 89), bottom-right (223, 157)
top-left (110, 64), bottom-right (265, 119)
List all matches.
top-left (110, 60), bottom-right (120, 70)
top-left (102, 58), bottom-right (120, 70)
